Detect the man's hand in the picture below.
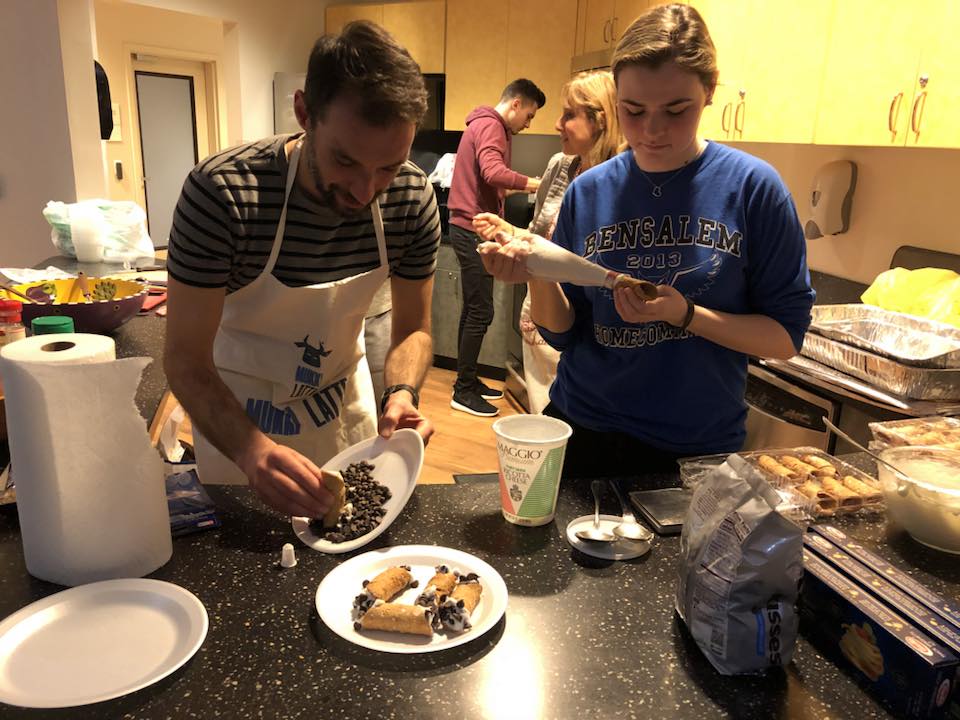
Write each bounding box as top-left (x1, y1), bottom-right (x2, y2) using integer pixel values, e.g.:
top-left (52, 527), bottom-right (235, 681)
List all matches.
top-left (238, 437), bottom-right (334, 518)
top-left (525, 176), bottom-right (541, 193)
top-left (379, 392), bottom-right (434, 445)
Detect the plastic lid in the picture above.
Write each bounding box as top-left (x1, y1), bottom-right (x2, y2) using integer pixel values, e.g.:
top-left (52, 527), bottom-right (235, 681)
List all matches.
top-left (31, 315), bottom-right (75, 335)
top-left (0, 299), bottom-right (22, 313)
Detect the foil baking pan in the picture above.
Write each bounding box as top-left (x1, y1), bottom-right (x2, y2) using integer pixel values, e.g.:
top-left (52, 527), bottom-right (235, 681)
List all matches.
top-left (801, 332), bottom-right (960, 400)
top-left (809, 304), bottom-right (960, 369)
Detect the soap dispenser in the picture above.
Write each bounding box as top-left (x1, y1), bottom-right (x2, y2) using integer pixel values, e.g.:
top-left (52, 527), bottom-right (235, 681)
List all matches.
top-left (804, 160), bottom-right (857, 239)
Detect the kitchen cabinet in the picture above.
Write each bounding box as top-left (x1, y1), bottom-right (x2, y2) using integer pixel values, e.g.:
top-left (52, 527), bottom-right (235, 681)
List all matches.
top-left (697, 0), bottom-right (832, 144)
top-left (444, 0), bottom-right (508, 130)
top-left (445, 0), bottom-right (577, 136)
top-left (326, 1), bottom-right (445, 74)
top-left (431, 244), bottom-right (510, 369)
top-left (576, 0), bottom-right (653, 56)
top-left (505, 0), bottom-right (578, 135)
top-left (325, 3), bottom-right (384, 33)
top-left (382, 1), bottom-right (446, 74)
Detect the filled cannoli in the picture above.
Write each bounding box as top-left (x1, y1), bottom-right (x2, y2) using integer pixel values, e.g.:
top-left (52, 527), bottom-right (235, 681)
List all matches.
top-left (796, 480), bottom-right (838, 512)
top-left (438, 573), bottom-right (483, 632)
top-left (779, 455), bottom-right (819, 477)
top-left (757, 455), bottom-right (797, 481)
top-left (821, 476), bottom-right (862, 507)
top-left (352, 565), bottom-right (415, 617)
top-left (320, 469), bottom-right (346, 528)
top-left (840, 475), bottom-right (882, 500)
top-left (416, 565), bottom-right (458, 609)
top-left (355, 603), bottom-right (434, 637)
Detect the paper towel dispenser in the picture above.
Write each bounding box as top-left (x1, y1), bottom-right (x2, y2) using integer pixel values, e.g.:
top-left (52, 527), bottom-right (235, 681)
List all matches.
top-left (804, 160), bottom-right (857, 239)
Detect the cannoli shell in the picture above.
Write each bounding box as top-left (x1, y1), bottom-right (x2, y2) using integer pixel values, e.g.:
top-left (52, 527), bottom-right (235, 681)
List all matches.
top-left (451, 582), bottom-right (483, 614)
top-left (779, 455), bottom-right (819, 476)
top-left (840, 475), bottom-right (882, 500)
top-left (614, 275), bottom-right (658, 301)
top-left (360, 604), bottom-right (434, 637)
top-left (801, 454), bottom-right (834, 470)
top-left (758, 455), bottom-right (797, 480)
top-left (426, 570), bottom-right (458, 598)
top-left (321, 469), bottom-right (345, 528)
top-left (365, 566), bottom-right (412, 602)
top-left (821, 476), bottom-right (862, 506)
top-left (796, 480), bottom-right (838, 510)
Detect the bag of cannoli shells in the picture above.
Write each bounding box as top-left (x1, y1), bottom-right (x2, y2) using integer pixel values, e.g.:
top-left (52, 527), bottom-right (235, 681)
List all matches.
top-left (675, 454), bottom-right (803, 675)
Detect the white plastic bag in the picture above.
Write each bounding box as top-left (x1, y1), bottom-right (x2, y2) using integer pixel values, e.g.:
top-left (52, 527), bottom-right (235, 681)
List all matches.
top-left (43, 200), bottom-right (154, 262)
top-left (676, 454), bottom-right (804, 675)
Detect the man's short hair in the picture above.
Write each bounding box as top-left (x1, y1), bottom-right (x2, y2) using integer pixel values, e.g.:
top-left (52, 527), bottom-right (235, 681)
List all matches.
top-left (303, 21), bottom-right (428, 127)
top-left (500, 78), bottom-right (546, 108)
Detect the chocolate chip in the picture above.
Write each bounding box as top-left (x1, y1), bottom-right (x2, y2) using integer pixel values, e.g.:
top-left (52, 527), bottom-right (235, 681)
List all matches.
top-left (354, 622), bottom-right (362, 631)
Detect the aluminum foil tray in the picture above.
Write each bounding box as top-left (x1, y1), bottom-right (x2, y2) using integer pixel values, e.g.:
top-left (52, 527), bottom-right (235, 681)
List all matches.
top-left (800, 331), bottom-right (960, 400)
top-left (868, 416), bottom-right (960, 450)
top-left (810, 304), bottom-right (960, 369)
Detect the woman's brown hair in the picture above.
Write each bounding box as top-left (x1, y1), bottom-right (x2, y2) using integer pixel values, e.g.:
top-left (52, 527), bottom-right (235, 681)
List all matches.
top-left (562, 70), bottom-right (623, 170)
top-left (611, 3), bottom-right (718, 94)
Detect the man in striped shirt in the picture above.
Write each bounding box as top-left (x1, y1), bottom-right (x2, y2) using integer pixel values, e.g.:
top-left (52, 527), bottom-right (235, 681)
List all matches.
top-left (165, 22), bottom-right (439, 518)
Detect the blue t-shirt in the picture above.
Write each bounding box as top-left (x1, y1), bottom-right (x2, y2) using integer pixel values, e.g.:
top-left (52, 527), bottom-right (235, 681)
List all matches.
top-left (538, 143), bottom-right (815, 455)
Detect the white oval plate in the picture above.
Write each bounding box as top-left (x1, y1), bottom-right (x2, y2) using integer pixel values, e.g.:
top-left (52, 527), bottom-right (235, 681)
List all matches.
top-left (292, 428), bottom-right (424, 554)
top-left (566, 514), bottom-right (652, 560)
top-left (316, 545), bottom-right (508, 654)
top-left (0, 579), bottom-right (208, 708)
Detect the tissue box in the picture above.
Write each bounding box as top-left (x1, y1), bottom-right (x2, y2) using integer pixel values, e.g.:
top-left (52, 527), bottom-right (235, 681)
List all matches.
top-left (812, 524), bottom-right (960, 631)
top-left (801, 549), bottom-right (958, 718)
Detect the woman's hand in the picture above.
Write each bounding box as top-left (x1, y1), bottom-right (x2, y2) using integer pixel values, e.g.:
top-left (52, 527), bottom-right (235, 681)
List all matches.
top-left (613, 283), bottom-right (689, 326)
top-left (473, 213), bottom-right (517, 242)
top-left (472, 218), bottom-right (535, 283)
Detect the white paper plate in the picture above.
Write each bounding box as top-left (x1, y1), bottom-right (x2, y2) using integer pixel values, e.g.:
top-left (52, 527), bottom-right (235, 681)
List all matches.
top-left (291, 428), bottom-right (424, 554)
top-left (566, 514), bottom-right (652, 560)
top-left (316, 545), bottom-right (508, 653)
top-left (0, 579), bottom-right (208, 708)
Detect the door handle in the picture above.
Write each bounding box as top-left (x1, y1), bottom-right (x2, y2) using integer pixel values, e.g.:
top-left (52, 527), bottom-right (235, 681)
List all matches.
top-left (603, 19), bottom-right (610, 44)
top-left (611, 16), bottom-right (618, 42)
top-left (911, 75), bottom-right (929, 138)
top-left (887, 91), bottom-right (904, 136)
top-left (721, 102), bottom-right (732, 135)
top-left (734, 90), bottom-right (746, 137)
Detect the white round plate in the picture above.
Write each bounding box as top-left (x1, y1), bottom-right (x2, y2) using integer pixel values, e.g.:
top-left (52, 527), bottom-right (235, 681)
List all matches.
top-left (292, 428), bottom-right (424, 554)
top-left (316, 545), bottom-right (508, 654)
top-left (0, 579), bottom-right (208, 708)
top-left (566, 514), bottom-right (652, 560)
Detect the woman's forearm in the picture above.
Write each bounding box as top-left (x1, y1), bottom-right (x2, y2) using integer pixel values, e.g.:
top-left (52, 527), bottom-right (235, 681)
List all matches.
top-left (686, 305), bottom-right (798, 360)
top-left (528, 279), bottom-right (575, 333)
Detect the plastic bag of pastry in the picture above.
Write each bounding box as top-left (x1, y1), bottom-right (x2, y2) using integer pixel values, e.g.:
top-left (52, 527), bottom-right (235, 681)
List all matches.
top-left (675, 454), bottom-right (804, 675)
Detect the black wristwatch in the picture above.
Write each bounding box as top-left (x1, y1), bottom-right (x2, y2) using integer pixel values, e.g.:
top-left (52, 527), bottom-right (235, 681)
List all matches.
top-left (380, 383), bottom-right (420, 413)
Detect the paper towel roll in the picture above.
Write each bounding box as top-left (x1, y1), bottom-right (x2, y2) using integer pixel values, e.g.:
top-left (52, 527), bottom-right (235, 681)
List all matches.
top-left (0, 333), bottom-right (171, 585)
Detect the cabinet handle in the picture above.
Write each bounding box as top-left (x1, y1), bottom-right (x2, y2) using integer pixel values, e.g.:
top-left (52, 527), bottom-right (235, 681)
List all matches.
top-left (611, 16), bottom-right (618, 42)
top-left (911, 75), bottom-right (929, 137)
top-left (887, 91), bottom-right (904, 134)
top-left (603, 19), bottom-right (610, 44)
top-left (734, 90), bottom-right (746, 137)
top-left (721, 102), bottom-right (732, 134)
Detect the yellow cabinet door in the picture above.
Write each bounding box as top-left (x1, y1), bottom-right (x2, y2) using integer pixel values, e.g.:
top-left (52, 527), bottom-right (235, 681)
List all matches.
top-left (738, 0), bottom-right (833, 143)
top-left (814, 0), bottom-right (920, 146)
top-left (582, 0), bottom-right (617, 53)
top-left (612, 0), bottom-right (650, 43)
top-left (382, 1), bottom-right (446, 74)
top-left (325, 3), bottom-right (384, 34)
top-left (905, 0), bottom-right (960, 148)
top-left (506, 0), bottom-right (579, 135)
top-left (694, 0), bottom-right (747, 142)
top-left (444, 0), bottom-right (508, 130)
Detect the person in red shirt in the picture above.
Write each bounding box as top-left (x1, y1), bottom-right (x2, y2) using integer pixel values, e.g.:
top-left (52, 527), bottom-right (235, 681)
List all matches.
top-left (447, 78), bottom-right (545, 416)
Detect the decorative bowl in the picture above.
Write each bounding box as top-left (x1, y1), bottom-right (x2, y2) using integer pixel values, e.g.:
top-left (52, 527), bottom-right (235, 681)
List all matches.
top-left (5, 277), bottom-right (147, 334)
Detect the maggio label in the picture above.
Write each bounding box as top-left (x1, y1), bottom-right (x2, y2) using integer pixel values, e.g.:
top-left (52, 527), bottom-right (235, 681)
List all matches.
top-left (498, 442), bottom-right (566, 525)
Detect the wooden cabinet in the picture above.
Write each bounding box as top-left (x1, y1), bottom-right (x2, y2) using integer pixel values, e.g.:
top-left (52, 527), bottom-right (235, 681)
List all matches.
top-left (506, 0), bottom-right (578, 135)
top-left (326, 3), bottom-right (384, 33)
top-left (576, 0), bottom-right (651, 56)
top-left (382, 1), bottom-right (446, 74)
top-left (907, 0), bottom-right (960, 147)
top-left (326, 2), bottom-right (445, 75)
top-left (446, 0), bottom-right (577, 135)
top-left (444, 0), bottom-right (508, 130)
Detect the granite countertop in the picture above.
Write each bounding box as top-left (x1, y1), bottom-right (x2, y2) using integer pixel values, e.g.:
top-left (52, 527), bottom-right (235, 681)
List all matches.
top-left (2, 458), bottom-right (954, 719)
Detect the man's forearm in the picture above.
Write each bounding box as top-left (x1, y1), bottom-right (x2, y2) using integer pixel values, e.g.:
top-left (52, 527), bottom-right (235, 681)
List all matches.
top-left (383, 328), bottom-right (433, 390)
top-left (167, 361), bottom-right (269, 473)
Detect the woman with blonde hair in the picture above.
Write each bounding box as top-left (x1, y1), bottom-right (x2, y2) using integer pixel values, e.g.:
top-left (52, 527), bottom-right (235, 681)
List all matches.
top-left (477, 69), bottom-right (623, 413)
top-left (475, 4), bottom-right (814, 479)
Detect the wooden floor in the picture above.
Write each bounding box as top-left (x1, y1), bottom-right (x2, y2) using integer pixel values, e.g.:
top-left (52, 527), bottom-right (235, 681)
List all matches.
top-left (417, 367), bottom-right (525, 484)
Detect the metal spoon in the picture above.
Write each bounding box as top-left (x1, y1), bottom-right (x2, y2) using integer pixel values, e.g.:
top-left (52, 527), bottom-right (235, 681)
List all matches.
top-left (608, 478), bottom-right (654, 542)
top-left (575, 480), bottom-right (616, 543)
top-left (822, 416), bottom-right (912, 483)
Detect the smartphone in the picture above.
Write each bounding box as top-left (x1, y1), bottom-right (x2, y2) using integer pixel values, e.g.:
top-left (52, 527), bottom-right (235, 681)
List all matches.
top-left (628, 487), bottom-right (692, 535)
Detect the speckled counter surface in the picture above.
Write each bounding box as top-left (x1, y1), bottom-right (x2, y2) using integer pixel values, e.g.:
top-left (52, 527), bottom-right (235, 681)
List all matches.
top-left (3, 458), bottom-right (956, 720)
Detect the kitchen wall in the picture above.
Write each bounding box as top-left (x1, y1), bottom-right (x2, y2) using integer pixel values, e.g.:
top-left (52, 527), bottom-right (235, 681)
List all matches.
top-left (739, 143), bottom-right (960, 285)
top-left (0, 0), bottom-right (78, 267)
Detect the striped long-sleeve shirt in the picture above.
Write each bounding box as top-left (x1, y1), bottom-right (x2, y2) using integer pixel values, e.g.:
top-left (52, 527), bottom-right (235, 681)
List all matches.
top-left (167, 134), bottom-right (440, 294)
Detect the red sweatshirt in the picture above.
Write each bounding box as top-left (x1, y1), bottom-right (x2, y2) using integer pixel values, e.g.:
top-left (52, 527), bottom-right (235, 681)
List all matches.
top-left (448, 106), bottom-right (530, 231)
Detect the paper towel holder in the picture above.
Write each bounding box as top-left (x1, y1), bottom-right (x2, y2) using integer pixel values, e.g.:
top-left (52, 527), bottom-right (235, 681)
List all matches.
top-left (804, 160), bottom-right (857, 239)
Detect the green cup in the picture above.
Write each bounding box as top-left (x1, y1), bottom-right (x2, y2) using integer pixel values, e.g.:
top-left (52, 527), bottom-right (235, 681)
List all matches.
top-left (492, 415), bottom-right (572, 526)
top-left (31, 316), bottom-right (75, 335)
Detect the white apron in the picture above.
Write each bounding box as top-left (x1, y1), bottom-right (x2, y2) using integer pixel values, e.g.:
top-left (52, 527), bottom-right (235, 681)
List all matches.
top-left (195, 141), bottom-right (387, 484)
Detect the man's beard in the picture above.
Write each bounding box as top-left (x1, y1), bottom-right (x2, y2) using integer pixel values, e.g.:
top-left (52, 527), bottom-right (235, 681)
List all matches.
top-left (302, 135), bottom-right (374, 217)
